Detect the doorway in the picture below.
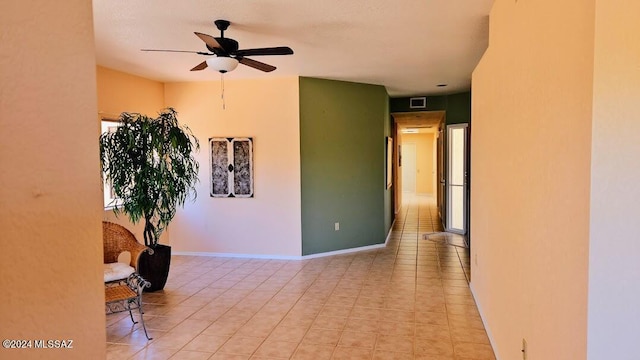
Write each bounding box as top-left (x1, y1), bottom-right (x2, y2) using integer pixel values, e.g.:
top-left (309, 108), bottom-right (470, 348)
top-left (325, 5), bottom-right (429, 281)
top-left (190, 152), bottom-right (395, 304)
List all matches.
top-left (401, 143), bottom-right (417, 193)
top-left (392, 111), bottom-right (445, 215)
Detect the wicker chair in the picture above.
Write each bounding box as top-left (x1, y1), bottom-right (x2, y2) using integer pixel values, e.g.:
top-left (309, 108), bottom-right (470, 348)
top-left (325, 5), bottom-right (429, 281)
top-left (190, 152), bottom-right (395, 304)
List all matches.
top-left (102, 221), bottom-right (153, 340)
top-left (103, 221), bottom-right (152, 271)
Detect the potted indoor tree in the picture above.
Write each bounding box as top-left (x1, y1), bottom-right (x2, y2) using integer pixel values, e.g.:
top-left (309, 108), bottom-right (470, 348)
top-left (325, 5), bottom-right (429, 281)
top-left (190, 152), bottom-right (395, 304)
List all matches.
top-left (100, 108), bottom-right (199, 291)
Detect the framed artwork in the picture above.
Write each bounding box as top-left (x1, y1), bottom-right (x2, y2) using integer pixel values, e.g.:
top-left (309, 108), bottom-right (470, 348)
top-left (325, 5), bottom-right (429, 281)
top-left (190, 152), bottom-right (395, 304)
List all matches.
top-left (386, 136), bottom-right (393, 189)
top-left (210, 137), bottom-right (254, 198)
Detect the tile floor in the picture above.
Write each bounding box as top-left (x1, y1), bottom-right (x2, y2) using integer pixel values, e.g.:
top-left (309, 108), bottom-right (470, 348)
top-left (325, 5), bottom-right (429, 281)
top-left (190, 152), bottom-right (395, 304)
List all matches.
top-left (106, 195), bottom-right (495, 359)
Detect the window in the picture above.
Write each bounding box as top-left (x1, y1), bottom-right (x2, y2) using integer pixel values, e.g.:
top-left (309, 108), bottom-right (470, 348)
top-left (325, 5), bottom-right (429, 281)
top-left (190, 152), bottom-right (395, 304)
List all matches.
top-left (101, 119), bottom-right (122, 209)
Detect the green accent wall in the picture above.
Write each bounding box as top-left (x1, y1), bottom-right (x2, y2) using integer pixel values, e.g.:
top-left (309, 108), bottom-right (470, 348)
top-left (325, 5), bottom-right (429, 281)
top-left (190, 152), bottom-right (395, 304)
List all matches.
top-left (389, 91), bottom-right (471, 124)
top-left (383, 94), bottom-right (393, 237)
top-left (444, 92), bottom-right (471, 124)
top-left (300, 77), bottom-right (391, 255)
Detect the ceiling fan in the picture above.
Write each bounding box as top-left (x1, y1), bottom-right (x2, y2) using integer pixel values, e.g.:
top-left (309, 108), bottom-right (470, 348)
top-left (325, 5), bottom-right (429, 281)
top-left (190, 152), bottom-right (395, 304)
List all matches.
top-left (142, 19), bottom-right (294, 73)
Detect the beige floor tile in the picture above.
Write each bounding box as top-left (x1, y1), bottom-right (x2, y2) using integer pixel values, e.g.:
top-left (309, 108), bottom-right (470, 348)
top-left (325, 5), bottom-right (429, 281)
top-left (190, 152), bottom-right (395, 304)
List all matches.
top-left (447, 314), bottom-right (485, 331)
top-left (444, 294), bottom-right (477, 306)
top-left (442, 286), bottom-right (472, 296)
top-left (414, 337), bottom-right (454, 356)
top-left (171, 319), bottom-right (215, 336)
top-left (376, 320), bottom-right (415, 337)
top-left (372, 349), bottom-right (413, 360)
top-left (152, 332), bottom-right (200, 350)
top-left (415, 310), bottom-right (449, 326)
top-left (235, 322), bottom-right (276, 338)
top-left (312, 316), bottom-right (348, 330)
top-left (344, 318), bottom-right (378, 334)
top-left (170, 350), bottom-right (215, 360)
top-left (414, 354), bottom-right (454, 360)
top-left (129, 344), bottom-right (178, 360)
top-left (350, 306), bottom-right (383, 321)
top-left (319, 305), bottom-right (352, 318)
top-left (279, 313), bottom-right (315, 328)
top-left (253, 339), bottom-right (299, 358)
top-left (303, 328), bottom-right (342, 346)
top-left (144, 316), bottom-right (185, 331)
top-left (453, 342), bottom-right (496, 360)
top-left (375, 334), bottom-right (414, 354)
top-left (266, 325), bottom-right (308, 343)
top-left (326, 295), bottom-right (358, 307)
top-left (450, 327), bottom-right (491, 345)
top-left (416, 292), bottom-right (446, 303)
top-left (106, 343), bottom-right (146, 360)
top-left (380, 309), bottom-right (415, 323)
top-left (216, 336), bottom-right (265, 356)
top-left (355, 295), bottom-right (386, 308)
top-left (331, 346), bottom-right (373, 359)
top-left (202, 319), bottom-right (245, 337)
top-left (446, 304), bottom-right (481, 317)
top-left (338, 330), bottom-right (377, 349)
top-left (106, 311), bottom-right (130, 325)
top-left (184, 334), bottom-right (229, 353)
top-left (442, 279), bottom-right (469, 288)
top-left (163, 305), bottom-right (203, 318)
top-left (415, 323), bottom-right (452, 342)
top-left (292, 342), bottom-right (335, 360)
top-left (209, 353), bottom-right (250, 360)
top-left (416, 277), bottom-right (443, 290)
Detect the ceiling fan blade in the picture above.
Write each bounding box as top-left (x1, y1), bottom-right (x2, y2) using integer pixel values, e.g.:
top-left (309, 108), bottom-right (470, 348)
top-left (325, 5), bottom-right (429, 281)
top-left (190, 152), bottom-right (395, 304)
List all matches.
top-left (141, 49), bottom-right (213, 55)
top-left (194, 32), bottom-right (223, 50)
top-left (238, 57), bottom-right (276, 72)
top-left (190, 61), bottom-right (208, 71)
top-left (235, 47), bottom-right (294, 57)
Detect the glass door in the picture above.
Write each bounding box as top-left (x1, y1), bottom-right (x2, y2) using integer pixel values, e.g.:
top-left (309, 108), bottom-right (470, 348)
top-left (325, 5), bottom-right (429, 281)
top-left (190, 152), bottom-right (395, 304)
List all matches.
top-left (446, 124), bottom-right (468, 234)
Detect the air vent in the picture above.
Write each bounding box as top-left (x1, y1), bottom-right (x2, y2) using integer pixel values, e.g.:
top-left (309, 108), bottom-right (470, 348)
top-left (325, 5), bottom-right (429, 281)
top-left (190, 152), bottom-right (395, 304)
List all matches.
top-left (409, 97), bottom-right (427, 109)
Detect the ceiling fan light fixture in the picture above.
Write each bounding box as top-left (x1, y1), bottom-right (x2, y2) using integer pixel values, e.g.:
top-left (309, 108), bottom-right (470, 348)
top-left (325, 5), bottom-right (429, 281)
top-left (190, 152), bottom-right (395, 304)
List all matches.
top-left (206, 56), bottom-right (239, 73)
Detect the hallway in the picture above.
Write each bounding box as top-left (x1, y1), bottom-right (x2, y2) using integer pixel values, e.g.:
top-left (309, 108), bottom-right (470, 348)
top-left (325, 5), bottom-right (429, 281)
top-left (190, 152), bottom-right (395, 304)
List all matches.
top-left (107, 195), bottom-right (494, 359)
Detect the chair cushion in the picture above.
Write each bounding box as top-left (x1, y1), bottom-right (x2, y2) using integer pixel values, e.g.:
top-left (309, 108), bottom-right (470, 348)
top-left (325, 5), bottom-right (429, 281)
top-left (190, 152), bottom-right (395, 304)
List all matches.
top-left (104, 262), bottom-right (135, 283)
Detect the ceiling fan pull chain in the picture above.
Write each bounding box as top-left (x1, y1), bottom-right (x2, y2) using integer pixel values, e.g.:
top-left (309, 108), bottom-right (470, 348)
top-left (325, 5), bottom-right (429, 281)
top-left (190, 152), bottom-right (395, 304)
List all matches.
top-left (220, 73), bottom-right (226, 110)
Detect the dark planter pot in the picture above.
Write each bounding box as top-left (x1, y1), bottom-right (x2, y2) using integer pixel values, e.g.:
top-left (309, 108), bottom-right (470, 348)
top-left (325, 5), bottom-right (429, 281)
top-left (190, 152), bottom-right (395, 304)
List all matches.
top-left (138, 244), bottom-right (171, 292)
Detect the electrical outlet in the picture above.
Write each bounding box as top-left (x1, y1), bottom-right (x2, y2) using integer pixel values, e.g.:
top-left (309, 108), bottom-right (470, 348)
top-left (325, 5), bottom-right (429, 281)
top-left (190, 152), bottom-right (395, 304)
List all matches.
top-left (334, 222), bottom-right (340, 231)
top-left (522, 338), bottom-right (527, 360)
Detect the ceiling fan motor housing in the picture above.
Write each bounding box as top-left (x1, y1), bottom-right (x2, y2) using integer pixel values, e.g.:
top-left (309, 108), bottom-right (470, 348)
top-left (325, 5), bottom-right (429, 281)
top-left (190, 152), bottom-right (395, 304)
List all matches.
top-left (209, 38), bottom-right (239, 54)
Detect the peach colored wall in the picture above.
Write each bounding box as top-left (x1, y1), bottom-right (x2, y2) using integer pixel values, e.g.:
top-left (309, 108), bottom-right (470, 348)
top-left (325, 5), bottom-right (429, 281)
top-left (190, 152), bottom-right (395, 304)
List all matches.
top-left (0, 0), bottom-right (105, 358)
top-left (401, 133), bottom-right (435, 195)
top-left (164, 78), bottom-right (302, 256)
top-left (96, 66), bottom-right (165, 117)
top-left (471, 0), bottom-right (593, 359)
top-left (587, 1), bottom-right (640, 358)
top-left (96, 66), bottom-right (167, 243)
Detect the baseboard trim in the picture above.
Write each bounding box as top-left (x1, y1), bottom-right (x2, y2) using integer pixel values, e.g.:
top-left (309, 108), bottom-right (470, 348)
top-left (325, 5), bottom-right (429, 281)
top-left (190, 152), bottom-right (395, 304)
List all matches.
top-left (385, 219), bottom-right (395, 245)
top-left (173, 220), bottom-right (397, 261)
top-left (171, 251), bottom-right (301, 260)
top-left (301, 242), bottom-right (387, 260)
top-left (469, 282), bottom-right (500, 360)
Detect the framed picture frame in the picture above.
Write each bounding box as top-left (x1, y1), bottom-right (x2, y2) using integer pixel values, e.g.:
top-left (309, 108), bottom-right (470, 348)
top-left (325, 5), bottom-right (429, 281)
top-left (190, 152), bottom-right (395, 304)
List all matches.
top-left (210, 137), bottom-right (254, 198)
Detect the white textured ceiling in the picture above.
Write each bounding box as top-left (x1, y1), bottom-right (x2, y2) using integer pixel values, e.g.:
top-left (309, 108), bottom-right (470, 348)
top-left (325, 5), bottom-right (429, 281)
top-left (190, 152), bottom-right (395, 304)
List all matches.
top-left (93, 0), bottom-right (493, 97)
